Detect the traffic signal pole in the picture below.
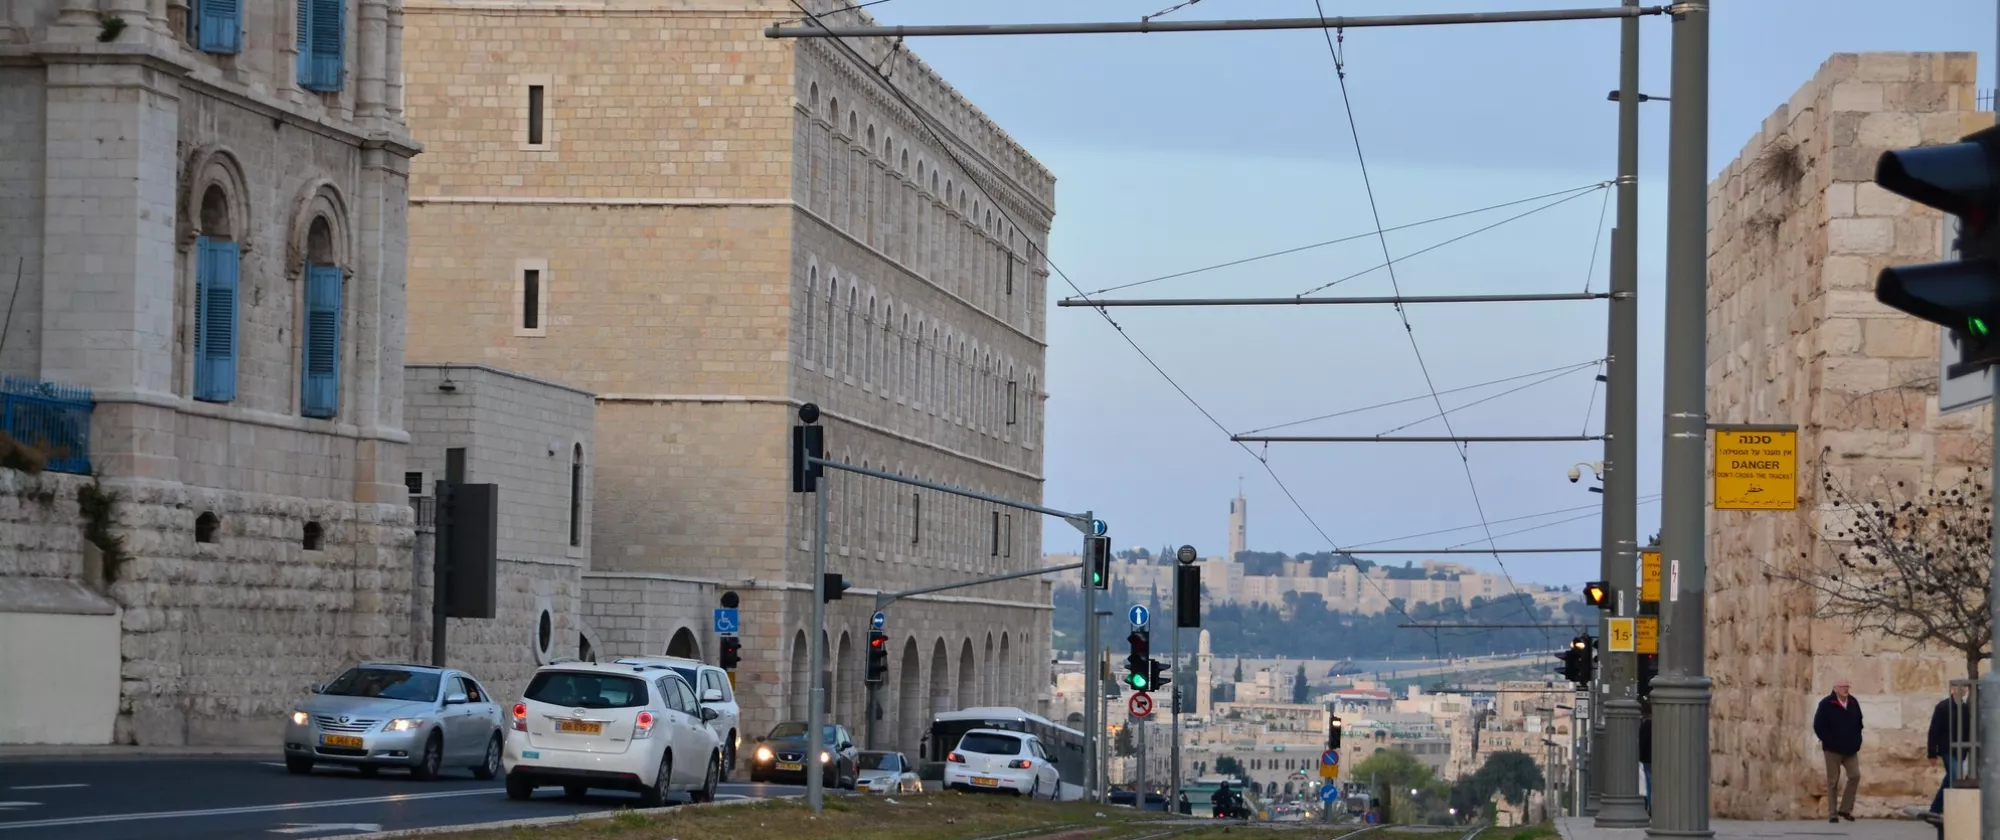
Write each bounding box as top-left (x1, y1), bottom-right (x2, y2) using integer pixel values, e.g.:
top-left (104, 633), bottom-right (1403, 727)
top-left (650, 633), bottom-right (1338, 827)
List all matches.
top-left (1594, 0), bottom-right (1649, 828)
top-left (1648, 2), bottom-right (1712, 839)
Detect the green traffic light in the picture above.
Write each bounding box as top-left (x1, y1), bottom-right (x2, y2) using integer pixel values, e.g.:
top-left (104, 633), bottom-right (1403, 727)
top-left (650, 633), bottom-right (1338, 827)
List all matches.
top-left (1972, 317), bottom-right (1991, 337)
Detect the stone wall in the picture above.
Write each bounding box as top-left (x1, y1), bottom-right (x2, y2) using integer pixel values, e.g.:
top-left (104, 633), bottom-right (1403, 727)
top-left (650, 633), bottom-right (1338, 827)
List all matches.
top-left (1705, 51), bottom-right (1992, 820)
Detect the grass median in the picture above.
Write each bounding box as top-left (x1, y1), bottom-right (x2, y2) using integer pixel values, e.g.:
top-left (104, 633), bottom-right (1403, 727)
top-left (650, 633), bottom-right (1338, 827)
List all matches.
top-left (412, 794), bottom-right (1194, 840)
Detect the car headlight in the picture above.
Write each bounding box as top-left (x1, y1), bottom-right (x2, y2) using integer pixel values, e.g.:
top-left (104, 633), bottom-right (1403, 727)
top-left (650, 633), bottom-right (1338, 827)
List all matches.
top-left (820, 751), bottom-right (831, 764)
top-left (386, 718), bottom-right (425, 732)
top-left (755, 746), bottom-right (773, 762)
top-left (290, 711), bottom-right (309, 726)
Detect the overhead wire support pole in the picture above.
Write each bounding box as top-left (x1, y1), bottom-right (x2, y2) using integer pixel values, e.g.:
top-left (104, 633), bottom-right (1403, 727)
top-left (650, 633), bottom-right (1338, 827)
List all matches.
top-left (764, 5), bottom-right (1671, 38)
top-left (1056, 292), bottom-right (1619, 308)
top-left (1233, 434), bottom-right (1606, 443)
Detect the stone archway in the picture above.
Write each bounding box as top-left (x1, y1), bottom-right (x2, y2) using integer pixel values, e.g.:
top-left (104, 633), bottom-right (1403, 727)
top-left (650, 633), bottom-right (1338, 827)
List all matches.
top-left (790, 629), bottom-right (810, 720)
top-left (836, 631), bottom-right (855, 726)
top-left (928, 637), bottom-right (950, 724)
top-left (956, 638), bottom-right (976, 710)
top-left (666, 627), bottom-right (700, 660)
top-left (897, 637), bottom-right (922, 755)
top-left (998, 632), bottom-right (1012, 706)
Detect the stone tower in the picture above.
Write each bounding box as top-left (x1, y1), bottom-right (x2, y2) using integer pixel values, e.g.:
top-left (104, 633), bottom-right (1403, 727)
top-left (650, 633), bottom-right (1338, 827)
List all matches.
top-left (1196, 629), bottom-right (1214, 718)
top-left (1227, 482), bottom-right (1247, 561)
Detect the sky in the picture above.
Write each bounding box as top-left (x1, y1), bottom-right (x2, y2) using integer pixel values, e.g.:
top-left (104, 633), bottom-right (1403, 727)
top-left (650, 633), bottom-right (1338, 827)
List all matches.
top-left (853, 0), bottom-right (1999, 588)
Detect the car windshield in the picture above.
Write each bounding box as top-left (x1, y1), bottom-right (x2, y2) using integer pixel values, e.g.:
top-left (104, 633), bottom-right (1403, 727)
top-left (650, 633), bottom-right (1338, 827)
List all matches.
top-left (523, 671), bottom-right (649, 709)
top-left (767, 723), bottom-right (840, 741)
top-left (957, 733), bottom-right (1023, 755)
top-left (669, 666), bottom-right (700, 688)
top-left (858, 753), bottom-right (901, 771)
top-left (321, 668), bottom-right (440, 702)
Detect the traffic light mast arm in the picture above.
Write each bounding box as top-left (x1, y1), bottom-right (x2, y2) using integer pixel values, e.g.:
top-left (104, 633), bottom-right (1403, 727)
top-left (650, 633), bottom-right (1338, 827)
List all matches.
top-left (873, 561), bottom-right (1085, 611)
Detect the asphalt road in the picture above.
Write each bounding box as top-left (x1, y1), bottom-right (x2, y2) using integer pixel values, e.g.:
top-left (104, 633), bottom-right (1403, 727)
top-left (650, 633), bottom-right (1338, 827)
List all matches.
top-left (0, 757), bottom-right (806, 840)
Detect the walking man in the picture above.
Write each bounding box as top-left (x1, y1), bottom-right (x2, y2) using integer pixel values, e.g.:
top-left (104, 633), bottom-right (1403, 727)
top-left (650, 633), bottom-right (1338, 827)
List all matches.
top-left (1813, 679), bottom-right (1863, 823)
top-left (1926, 684), bottom-right (1972, 823)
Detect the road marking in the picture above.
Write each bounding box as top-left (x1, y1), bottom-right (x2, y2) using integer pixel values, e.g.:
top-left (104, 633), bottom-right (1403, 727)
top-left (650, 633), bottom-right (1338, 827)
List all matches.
top-left (0, 804), bottom-right (35, 812)
top-left (0, 789), bottom-right (498, 831)
top-left (270, 823), bottom-right (383, 835)
top-left (8, 785), bottom-right (85, 791)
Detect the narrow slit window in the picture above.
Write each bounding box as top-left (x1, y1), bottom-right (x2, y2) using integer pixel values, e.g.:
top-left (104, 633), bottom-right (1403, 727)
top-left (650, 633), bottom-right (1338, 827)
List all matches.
top-left (990, 510), bottom-right (1000, 557)
top-left (910, 492), bottom-right (922, 545)
top-left (523, 269), bottom-right (541, 329)
top-left (527, 85), bottom-right (545, 146)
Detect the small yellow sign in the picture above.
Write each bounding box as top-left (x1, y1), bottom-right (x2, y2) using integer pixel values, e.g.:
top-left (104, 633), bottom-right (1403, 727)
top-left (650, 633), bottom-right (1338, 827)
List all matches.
top-left (1713, 428), bottom-right (1798, 511)
top-left (1606, 618), bottom-right (1636, 653)
top-left (1320, 763), bottom-right (1339, 780)
top-left (1640, 552), bottom-right (1661, 603)
top-left (1636, 616), bottom-right (1659, 655)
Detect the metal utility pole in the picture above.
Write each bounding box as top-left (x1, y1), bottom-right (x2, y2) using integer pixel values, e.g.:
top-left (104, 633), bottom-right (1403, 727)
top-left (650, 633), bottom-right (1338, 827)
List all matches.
top-left (1595, 0), bottom-right (1649, 827)
top-left (1135, 716), bottom-right (1148, 806)
top-left (1647, 2), bottom-right (1712, 839)
top-left (1986, 6), bottom-right (2000, 834)
top-left (1084, 571), bottom-right (1099, 801)
top-left (807, 478), bottom-right (830, 813)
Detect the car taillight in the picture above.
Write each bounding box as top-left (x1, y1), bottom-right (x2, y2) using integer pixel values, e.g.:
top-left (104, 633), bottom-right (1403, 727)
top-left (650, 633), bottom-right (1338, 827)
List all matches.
top-left (511, 703), bottom-right (527, 732)
top-left (947, 751), bottom-right (965, 763)
top-left (634, 711), bottom-right (656, 739)
top-left (1007, 759), bottom-right (1032, 769)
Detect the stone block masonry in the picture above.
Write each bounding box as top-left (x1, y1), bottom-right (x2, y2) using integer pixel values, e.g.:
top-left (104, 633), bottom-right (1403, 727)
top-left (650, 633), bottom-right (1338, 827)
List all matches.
top-left (1705, 51), bottom-right (1990, 820)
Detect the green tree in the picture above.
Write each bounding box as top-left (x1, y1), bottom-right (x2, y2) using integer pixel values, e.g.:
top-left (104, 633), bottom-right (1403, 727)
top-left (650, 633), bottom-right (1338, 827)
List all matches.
top-left (1114, 725), bottom-right (1136, 758)
top-left (1291, 664), bottom-right (1309, 704)
top-left (1461, 750), bottom-right (1543, 824)
top-left (1214, 755), bottom-right (1248, 782)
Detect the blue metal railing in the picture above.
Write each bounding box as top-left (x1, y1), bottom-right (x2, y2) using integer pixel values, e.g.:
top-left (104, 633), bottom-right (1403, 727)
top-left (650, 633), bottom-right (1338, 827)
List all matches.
top-left (0, 375), bottom-right (94, 474)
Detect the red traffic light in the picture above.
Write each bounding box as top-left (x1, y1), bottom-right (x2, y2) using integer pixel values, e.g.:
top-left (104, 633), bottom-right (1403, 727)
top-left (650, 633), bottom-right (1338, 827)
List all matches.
top-left (870, 635), bottom-right (886, 649)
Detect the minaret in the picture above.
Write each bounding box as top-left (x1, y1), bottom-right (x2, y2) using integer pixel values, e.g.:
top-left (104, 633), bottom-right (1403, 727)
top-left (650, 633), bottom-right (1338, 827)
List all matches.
top-left (1227, 480), bottom-right (1247, 561)
top-left (1196, 629), bottom-right (1214, 718)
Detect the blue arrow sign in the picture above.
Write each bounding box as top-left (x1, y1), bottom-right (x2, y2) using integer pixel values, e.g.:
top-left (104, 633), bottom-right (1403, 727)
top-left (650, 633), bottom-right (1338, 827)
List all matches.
top-left (1320, 784), bottom-right (1339, 803)
top-left (871, 611), bottom-right (887, 631)
top-left (1090, 519), bottom-right (1108, 536)
top-left (1129, 605), bottom-right (1150, 627)
top-left (713, 608), bottom-right (740, 635)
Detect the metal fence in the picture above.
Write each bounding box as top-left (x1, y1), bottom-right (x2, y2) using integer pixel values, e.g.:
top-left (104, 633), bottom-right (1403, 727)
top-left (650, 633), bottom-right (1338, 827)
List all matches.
top-left (0, 374), bottom-right (93, 474)
top-left (1947, 678), bottom-right (1979, 789)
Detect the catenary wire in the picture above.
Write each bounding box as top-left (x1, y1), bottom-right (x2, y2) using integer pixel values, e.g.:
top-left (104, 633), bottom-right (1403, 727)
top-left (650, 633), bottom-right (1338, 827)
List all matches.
top-left (1309, 6), bottom-right (1544, 637)
top-left (1240, 358), bottom-right (1603, 436)
top-left (785, 0), bottom-right (1445, 653)
top-left (1081, 181), bottom-right (1606, 298)
top-left (1580, 359), bottom-right (1605, 436)
top-left (1145, 0), bottom-right (1207, 21)
top-left (1580, 185), bottom-right (1613, 294)
top-left (1374, 361), bottom-right (1601, 437)
top-left (775, 0), bottom-right (901, 26)
top-left (1343, 494), bottom-right (1661, 548)
top-left (1293, 184), bottom-right (1610, 298)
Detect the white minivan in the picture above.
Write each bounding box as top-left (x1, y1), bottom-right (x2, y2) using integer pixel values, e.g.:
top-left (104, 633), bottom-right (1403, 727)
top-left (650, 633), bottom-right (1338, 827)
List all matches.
top-left (611, 656), bottom-right (742, 779)
top-left (502, 661), bottom-right (723, 806)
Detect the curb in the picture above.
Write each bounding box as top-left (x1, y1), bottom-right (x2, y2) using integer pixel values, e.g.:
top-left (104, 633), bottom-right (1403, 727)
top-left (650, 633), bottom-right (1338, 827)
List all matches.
top-left (345, 793), bottom-right (797, 839)
top-left (0, 746), bottom-right (274, 762)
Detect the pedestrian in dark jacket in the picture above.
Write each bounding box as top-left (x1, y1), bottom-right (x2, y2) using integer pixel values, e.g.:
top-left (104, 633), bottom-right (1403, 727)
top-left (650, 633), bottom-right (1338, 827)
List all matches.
top-left (1927, 685), bottom-right (1973, 816)
top-left (1812, 679), bottom-right (1863, 823)
top-left (1638, 699), bottom-right (1652, 814)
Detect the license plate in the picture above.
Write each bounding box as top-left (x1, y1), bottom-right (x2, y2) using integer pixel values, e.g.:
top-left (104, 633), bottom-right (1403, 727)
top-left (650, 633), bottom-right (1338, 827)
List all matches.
top-left (320, 734), bottom-right (363, 748)
top-left (777, 762), bottom-right (802, 772)
top-left (556, 720), bottom-right (603, 735)
top-left (522, 751), bottom-right (540, 759)
top-left (973, 776), bottom-right (999, 787)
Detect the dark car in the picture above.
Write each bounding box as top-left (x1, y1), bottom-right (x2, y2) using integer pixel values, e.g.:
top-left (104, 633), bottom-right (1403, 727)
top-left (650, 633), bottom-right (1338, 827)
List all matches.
top-left (748, 721), bottom-right (857, 789)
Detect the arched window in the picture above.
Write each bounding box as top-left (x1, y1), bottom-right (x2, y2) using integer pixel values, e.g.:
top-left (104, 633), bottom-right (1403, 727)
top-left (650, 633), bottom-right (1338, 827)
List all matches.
top-left (900, 313), bottom-right (911, 398)
top-left (844, 286), bottom-right (857, 373)
top-left (913, 320), bottom-right (925, 403)
top-left (929, 327), bottom-right (940, 407)
top-left (569, 443), bottom-right (584, 547)
top-left (192, 182), bottom-right (241, 404)
top-left (805, 266), bottom-right (817, 364)
top-left (863, 296), bottom-right (876, 384)
top-left (882, 304), bottom-right (894, 392)
top-left (809, 82), bottom-right (820, 113)
top-left (824, 277), bottom-right (838, 371)
top-left (300, 214), bottom-right (343, 419)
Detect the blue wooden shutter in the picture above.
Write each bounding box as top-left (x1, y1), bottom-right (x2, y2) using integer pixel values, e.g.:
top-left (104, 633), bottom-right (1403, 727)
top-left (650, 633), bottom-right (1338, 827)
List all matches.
top-left (196, 0), bottom-right (242, 54)
top-left (295, 0), bottom-right (311, 84)
top-left (303, 0), bottom-right (345, 92)
top-left (194, 237), bottom-right (239, 403)
top-left (301, 263), bottom-right (342, 418)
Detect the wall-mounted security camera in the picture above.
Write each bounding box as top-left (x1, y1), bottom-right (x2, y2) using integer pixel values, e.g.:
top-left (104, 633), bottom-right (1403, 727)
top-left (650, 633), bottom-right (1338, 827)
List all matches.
top-left (1567, 466), bottom-right (1582, 484)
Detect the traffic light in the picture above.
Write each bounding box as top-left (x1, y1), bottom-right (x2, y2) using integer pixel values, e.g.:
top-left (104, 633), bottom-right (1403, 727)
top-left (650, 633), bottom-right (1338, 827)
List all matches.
top-left (1328, 715), bottom-right (1343, 749)
top-left (1125, 630), bottom-right (1151, 690)
top-left (866, 631), bottom-right (889, 684)
top-left (1146, 658), bottom-right (1171, 690)
top-left (791, 423), bottom-right (825, 493)
top-left (822, 572), bottom-right (850, 602)
top-left (1583, 581), bottom-right (1611, 609)
top-left (1874, 124), bottom-right (2000, 372)
top-left (1561, 634), bottom-right (1596, 683)
top-left (719, 636), bottom-right (741, 670)
top-left (1175, 564), bottom-right (1202, 627)
top-left (1086, 535), bottom-right (1111, 590)
top-left (1637, 653), bottom-right (1658, 698)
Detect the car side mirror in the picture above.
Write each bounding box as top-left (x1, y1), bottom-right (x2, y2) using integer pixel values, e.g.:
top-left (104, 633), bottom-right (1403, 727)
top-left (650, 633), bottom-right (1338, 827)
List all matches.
top-left (309, 683), bottom-right (328, 694)
top-left (701, 688), bottom-right (724, 703)
top-left (700, 708), bottom-right (720, 723)
top-left (838, 741), bottom-right (853, 752)
top-left (444, 692), bottom-right (468, 705)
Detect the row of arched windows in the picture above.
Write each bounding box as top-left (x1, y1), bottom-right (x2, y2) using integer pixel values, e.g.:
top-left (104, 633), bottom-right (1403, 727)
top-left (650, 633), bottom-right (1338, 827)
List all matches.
top-left (801, 263), bottom-right (1039, 446)
top-left (800, 80), bottom-right (1043, 335)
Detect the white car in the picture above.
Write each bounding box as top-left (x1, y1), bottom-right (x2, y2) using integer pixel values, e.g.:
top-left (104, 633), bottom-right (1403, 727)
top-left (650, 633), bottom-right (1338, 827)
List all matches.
top-left (942, 728), bottom-right (1062, 799)
top-left (502, 661), bottom-right (723, 806)
top-left (610, 656), bottom-right (741, 779)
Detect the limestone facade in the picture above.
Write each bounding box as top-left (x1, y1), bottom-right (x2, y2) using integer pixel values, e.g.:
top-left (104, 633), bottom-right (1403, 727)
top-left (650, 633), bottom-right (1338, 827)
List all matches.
top-left (0, 0), bottom-right (418, 744)
top-left (399, 0), bottom-right (1057, 757)
top-left (1704, 51), bottom-right (1992, 818)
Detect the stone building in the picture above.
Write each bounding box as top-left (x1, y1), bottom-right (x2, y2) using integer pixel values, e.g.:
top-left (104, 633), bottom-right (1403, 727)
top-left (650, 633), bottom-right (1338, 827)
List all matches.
top-left (402, 364), bottom-right (596, 705)
top-left (398, 0), bottom-right (1057, 756)
top-left (0, 0), bottom-right (417, 743)
top-left (1705, 51), bottom-right (1991, 819)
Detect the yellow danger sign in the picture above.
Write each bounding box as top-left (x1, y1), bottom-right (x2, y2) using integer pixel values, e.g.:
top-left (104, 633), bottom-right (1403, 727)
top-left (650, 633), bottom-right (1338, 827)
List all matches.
top-left (1636, 616), bottom-right (1659, 655)
top-left (1713, 428), bottom-right (1798, 511)
top-left (1640, 551), bottom-right (1661, 603)
top-left (1607, 618), bottom-right (1636, 653)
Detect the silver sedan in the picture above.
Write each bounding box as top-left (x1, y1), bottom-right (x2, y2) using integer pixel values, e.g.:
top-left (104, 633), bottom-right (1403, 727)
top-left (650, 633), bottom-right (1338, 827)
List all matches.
top-left (283, 663), bottom-right (504, 780)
